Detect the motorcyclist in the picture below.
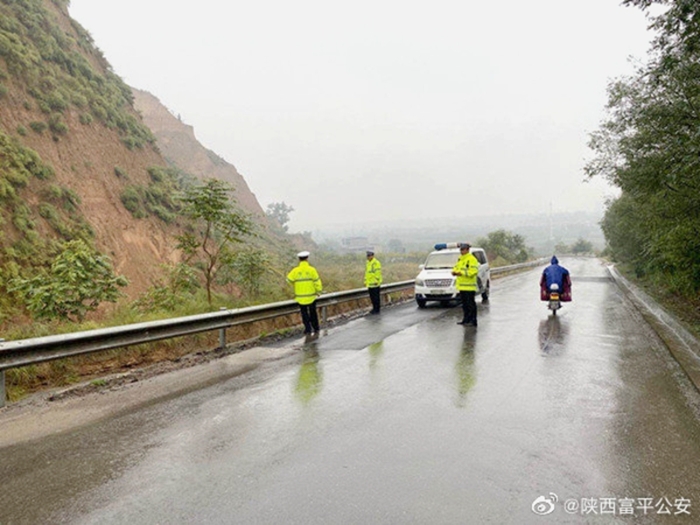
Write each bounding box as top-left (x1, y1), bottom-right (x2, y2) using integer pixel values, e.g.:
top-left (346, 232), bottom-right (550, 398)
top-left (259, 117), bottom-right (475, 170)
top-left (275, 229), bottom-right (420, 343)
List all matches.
top-left (540, 255), bottom-right (572, 302)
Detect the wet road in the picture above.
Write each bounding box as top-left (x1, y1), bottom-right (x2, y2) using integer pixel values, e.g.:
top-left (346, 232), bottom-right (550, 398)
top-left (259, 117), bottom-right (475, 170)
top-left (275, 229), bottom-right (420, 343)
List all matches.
top-left (2, 257), bottom-right (700, 524)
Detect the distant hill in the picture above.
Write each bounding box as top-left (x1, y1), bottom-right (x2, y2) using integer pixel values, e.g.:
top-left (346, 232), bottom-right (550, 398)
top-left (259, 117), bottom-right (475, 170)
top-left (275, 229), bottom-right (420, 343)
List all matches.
top-left (132, 89), bottom-right (265, 219)
top-left (311, 211), bottom-right (605, 255)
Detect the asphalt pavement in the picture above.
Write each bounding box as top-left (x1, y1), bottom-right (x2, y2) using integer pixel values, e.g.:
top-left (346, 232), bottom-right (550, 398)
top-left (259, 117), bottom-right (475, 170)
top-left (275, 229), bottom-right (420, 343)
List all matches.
top-left (2, 257), bottom-right (700, 524)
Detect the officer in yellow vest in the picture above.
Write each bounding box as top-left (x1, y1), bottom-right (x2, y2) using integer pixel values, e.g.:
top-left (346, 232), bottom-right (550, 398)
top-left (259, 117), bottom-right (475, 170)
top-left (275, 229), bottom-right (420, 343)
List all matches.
top-left (364, 250), bottom-right (383, 314)
top-left (287, 251), bottom-right (323, 334)
top-left (451, 243), bottom-right (479, 326)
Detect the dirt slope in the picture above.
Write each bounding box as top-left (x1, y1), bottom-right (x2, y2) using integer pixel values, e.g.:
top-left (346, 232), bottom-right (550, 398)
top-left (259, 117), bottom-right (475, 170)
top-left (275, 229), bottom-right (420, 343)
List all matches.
top-left (132, 89), bottom-right (265, 218)
top-left (0, 0), bottom-right (272, 304)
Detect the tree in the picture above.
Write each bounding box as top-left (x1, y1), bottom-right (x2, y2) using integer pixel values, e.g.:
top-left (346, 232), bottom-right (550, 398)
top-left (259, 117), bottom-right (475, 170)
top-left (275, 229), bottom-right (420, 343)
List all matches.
top-left (622, 0), bottom-right (700, 59)
top-left (599, 195), bottom-right (651, 276)
top-left (266, 202), bottom-right (294, 231)
top-left (586, 0), bottom-right (700, 294)
top-left (570, 238), bottom-right (594, 254)
top-left (10, 239), bottom-right (128, 321)
top-left (177, 179), bottom-right (255, 305)
top-left (231, 248), bottom-right (270, 296)
top-left (476, 229), bottom-right (532, 264)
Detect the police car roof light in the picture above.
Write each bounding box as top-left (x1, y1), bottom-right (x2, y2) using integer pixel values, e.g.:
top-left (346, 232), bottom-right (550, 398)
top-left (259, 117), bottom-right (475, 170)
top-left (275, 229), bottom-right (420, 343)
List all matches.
top-left (434, 242), bottom-right (459, 251)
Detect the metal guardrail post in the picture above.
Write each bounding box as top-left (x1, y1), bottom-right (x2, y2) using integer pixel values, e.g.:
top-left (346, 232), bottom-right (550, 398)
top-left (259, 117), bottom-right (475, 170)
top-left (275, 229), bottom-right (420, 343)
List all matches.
top-left (1, 370), bottom-right (5, 409)
top-left (0, 339), bottom-right (5, 408)
top-left (219, 308), bottom-right (227, 349)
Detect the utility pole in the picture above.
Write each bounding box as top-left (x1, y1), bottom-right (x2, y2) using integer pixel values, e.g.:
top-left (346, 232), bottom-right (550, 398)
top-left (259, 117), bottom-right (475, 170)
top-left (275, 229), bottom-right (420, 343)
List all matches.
top-left (549, 201), bottom-right (553, 253)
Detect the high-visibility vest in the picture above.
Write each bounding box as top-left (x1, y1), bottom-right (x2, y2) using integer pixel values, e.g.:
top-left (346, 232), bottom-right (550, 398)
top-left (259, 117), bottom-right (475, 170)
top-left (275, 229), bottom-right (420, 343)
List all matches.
top-left (364, 258), bottom-right (382, 288)
top-left (452, 253), bottom-right (479, 291)
top-left (287, 261), bottom-right (322, 305)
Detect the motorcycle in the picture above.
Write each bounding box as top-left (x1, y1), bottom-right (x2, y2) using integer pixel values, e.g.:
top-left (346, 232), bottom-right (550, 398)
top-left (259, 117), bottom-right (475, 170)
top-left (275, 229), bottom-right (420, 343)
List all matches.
top-left (547, 283), bottom-right (561, 315)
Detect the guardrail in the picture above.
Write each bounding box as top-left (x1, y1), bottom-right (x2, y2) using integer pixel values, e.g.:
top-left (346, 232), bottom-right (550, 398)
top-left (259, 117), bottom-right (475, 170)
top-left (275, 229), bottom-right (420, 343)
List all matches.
top-left (0, 258), bottom-right (547, 406)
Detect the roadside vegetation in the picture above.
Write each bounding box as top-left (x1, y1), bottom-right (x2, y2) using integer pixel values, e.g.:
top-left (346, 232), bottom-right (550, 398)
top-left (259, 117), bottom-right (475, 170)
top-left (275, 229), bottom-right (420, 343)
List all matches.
top-left (585, 0), bottom-right (700, 337)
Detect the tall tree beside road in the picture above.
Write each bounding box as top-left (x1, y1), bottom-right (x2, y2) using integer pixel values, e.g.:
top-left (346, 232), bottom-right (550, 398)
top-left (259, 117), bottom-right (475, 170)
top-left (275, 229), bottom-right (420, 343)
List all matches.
top-left (586, 0), bottom-right (700, 294)
top-left (177, 179), bottom-right (255, 305)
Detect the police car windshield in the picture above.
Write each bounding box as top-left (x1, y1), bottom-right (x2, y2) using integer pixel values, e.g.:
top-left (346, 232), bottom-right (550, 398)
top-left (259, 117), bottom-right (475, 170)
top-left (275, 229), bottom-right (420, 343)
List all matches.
top-left (424, 252), bottom-right (460, 269)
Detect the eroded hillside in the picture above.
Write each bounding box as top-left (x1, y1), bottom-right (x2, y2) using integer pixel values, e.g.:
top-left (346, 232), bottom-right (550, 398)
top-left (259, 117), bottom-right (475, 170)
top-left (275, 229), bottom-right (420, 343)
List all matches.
top-left (0, 0), bottom-right (272, 326)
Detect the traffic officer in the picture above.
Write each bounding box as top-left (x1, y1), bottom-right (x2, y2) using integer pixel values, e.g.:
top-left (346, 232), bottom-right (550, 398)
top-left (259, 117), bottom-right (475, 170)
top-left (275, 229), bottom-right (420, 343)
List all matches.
top-left (451, 243), bottom-right (479, 326)
top-left (287, 251), bottom-right (323, 335)
top-left (364, 250), bottom-right (383, 314)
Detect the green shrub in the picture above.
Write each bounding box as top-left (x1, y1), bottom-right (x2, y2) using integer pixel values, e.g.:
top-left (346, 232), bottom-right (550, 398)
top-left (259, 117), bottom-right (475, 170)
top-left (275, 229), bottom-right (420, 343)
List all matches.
top-left (42, 185), bottom-right (80, 212)
top-left (12, 205), bottom-right (36, 234)
top-left (63, 188), bottom-right (80, 208)
top-left (0, 178), bottom-right (14, 200)
top-left (45, 91), bottom-right (68, 112)
top-left (147, 166), bottom-right (167, 183)
top-left (121, 135), bottom-right (141, 150)
top-left (0, 132), bottom-right (55, 187)
top-left (120, 186), bottom-right (146, 218)
top-left (151, 205), bottom-right (175, 224)
top-left (71, 92), bottom-right (88, 108)
top-left (44, 184), bottom-right (63, 200)
top-left (37, 202), bottom-right (69, 236)
top-left (48, 113), bottom-right (67, 134)
top-left (10, 239), bottom-right (128, 322)
top-left (34, 164), bottom-right (54, 180)
top-left (90, 103), bottom-right (107, 122)
top-left (38, 202), bottom-right (59, 221)
top-left (119, 167), bottom-right (185, 222)
top-left (29, 121), bottom-right (47, 134)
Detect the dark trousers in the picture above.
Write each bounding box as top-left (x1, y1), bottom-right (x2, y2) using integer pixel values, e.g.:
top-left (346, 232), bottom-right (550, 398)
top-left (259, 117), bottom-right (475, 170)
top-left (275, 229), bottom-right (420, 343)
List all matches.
top-left (459, 290), bottom-right (477, 325)
top-left (299, 301), bottom-right (320, 333)
top-left (368, 286), bottom-right (381, 312)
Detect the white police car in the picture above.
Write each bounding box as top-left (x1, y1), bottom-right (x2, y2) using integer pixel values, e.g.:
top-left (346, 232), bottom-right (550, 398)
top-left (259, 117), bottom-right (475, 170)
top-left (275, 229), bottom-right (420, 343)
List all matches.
top-left (414, 243), bottom-right (490, 308)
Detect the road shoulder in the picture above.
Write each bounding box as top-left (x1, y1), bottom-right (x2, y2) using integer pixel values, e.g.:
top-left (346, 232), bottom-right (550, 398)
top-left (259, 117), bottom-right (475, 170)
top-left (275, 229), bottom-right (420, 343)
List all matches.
top-left (609, 265), bottom-right (700, 393)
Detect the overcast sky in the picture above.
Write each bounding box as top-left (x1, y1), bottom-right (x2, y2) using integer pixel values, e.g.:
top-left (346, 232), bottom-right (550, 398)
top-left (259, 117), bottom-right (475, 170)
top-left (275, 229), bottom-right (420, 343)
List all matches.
top-left (69, 0), bottom-right (652, 232)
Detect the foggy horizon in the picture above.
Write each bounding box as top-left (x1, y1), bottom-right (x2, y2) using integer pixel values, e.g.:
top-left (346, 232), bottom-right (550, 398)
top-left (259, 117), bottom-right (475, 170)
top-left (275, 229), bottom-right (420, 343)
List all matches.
top-left (69, 0), bottom-right (652, 232)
